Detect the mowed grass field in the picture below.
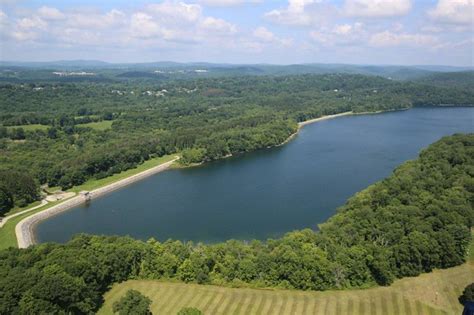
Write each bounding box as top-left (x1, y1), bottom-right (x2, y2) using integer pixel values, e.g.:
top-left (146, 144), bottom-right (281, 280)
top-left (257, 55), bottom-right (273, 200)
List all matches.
top-left (99, 233), bottom-right (474, 315)
top-left (5, 124), bottom-right (49, 131)
top-left (77, 120), bottom-right (113, 130)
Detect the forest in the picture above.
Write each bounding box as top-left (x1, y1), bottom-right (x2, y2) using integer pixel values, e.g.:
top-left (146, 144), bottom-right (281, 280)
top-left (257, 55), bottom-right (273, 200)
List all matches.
top-left (0, 133), bottom-right (472, 314)
top-left (0, 72), bottom-right (473, 215)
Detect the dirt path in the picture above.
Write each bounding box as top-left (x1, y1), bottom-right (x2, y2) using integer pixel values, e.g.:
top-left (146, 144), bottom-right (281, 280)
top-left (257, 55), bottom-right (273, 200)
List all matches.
top-left (16, 157), bottom-right (179, 248)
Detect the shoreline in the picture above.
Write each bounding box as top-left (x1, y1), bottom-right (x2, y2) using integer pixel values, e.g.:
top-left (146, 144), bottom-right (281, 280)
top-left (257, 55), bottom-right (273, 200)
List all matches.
top-left (16, 157), bottom-right (179, 248)
top-left (14, 107), bottom-right (409, 248)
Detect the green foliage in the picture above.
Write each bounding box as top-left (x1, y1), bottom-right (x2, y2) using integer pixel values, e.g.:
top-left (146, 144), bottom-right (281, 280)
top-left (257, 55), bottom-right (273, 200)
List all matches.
top-left (1, 73), bottom-right (472, 191)
top-left (177, 307), bottom-right (204, 315)
top-left (0, 134), bottom-right (472, 314)
top-left (0, 170), bottom-right (39, 214)
top-left (112, 290), bottom-right (152, 315)
top-left (181, 148), bottom-right (207, 164)
top-left (459, 283), bottom-right (474, 305)
top-left (0, 235), bottom-right (147, 314)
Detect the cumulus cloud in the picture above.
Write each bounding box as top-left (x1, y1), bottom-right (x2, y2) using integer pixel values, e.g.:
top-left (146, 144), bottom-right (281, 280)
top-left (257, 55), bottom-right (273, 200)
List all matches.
top-left (200, 17), bottom-right (237, 35)
top-left (344, 0), bottom-right (412, 17)
top-left (0, 10), bottom-right (8, 24)
top-left (37, 6), bottom-right (65, 20)
top-left (253, 26), bottom-right (292, 46)
top-left (369, 30), bottom-right (438, 47)
top-left (264, 0), bottom-right (320, 26)
top-left (129, 12), bottom-right (162, 39)
top-left (199, 0), bottom-right (262, 6)
top-left (147, 1), bottom-right (202, 24)
top-left (428, 0), bottom-right (473, 25)
top-left (310, 22), bottom-right (365, 46)
top-left (66, 9), bottom-right (125, 29)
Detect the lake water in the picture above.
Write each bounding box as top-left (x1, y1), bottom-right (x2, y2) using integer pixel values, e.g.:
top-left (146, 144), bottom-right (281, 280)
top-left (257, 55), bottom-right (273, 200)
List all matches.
top-left (36, 107), bottom-right (474, 243)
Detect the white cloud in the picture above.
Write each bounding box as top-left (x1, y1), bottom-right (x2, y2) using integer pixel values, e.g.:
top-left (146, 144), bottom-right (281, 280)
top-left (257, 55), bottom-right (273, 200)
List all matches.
top-left (310, 22), bottom-right (365, 46)
top-left (369, 30), bottom-right (438, 47)
top-left (67, 9), bottom-right (125, 29)
top-left (17, 16), bottom-right (47, 30)
top-left (199, 0), bottom-right (262, 6)
top-left (38, 6), bottom-right (65, 20)
top-left (344, 0), bottom-right (412, 17)
top-left (0, 10), bottom-right (7, 24)
top-left (147, 1), bottom-right (202, 24)
top-left (200, 17), bottom-right (237, 35)
top-left (129, 12), bottom-right (162, 39)
top-left (264, 0), bottom-right (319, 26)
top-left (253, 26), bottom-right (292, 46)
top-left (428, 0), bottom-right (474, 25)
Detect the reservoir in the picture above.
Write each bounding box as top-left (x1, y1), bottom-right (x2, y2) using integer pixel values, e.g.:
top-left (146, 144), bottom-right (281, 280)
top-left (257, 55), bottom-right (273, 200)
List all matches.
top-left (36, 107), bottom-right (474, 243)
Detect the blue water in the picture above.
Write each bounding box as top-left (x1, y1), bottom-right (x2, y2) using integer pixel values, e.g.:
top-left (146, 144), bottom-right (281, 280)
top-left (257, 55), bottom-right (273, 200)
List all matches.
top-left (36, 107), bottom-right (474, 243)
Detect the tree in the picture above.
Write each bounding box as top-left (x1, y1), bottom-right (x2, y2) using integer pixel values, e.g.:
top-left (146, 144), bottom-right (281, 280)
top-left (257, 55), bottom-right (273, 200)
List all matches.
top-left (112, 290), bottom-right (152, 315)
top-left (177, 307), bottom-right (204, 315)
top-left (459, 283), bottom-right (474, 305)
top-left (0, 184), bottom-right (14, 215)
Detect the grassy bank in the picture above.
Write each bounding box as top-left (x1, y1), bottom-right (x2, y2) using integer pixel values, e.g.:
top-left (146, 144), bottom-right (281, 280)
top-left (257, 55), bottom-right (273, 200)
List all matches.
top-left (0, 200), bottom-right (63, 250)
top-left (98, 231), bottom-right (474, 315)
top-left (99, 264), bottom-right (473, 315)
top-left (0, 154), bottom-right (178, 250)
top-left (69, 154), bottom-right (178, 193)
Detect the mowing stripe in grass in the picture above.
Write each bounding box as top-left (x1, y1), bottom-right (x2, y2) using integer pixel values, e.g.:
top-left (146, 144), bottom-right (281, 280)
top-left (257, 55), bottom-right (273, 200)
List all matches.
top-left (443, 284), bottom-right (460, 311)
top-left (369, 295), bottom-right (377, 315)
top-left (316, 296), bottom-right (329, 315)
top-left (297, 295), bottom-right (307, 315)
top-left (391, 292), bottom-right (400, 315)
top-left (334, 295), bottom-right (341, 315)
top-left (160, 285), bottom-right (189, 314)
top-left (179, 286), bottom-right (208, 311)
top-left (381, 294), bottom-right (389, 315)
top-left (347, 297), bottom-right (355, 315)
top-left (201, 289), bottom-right (221, 313)
top-left (326, 296), bottom-right (337, 315)
top-left (170, 285), bottom-right (196, 308)
top-left (274, 292), bottom-right (287, 315)
top-left (249, 294), bottom-right (266, 314)
top-left (415, 300), bottom-right (424, 315)
top-left (232, 291), bottom-right (251, 315)
top-left (289, 295), bottom-right (300, 315)
top-left (280, 293), bottom-right (293, 315)
top-left (215, 291), bottom-right (235, 314)
top-left (241, 291), bottom-right (258, 314)
top-left (358, 296), bottom-right (366, 315)
top-left (293, 295), bottom-right (306, 314)
top-left (205, 289), bottom-right (226, 315)
top-left (264, 292), bottom-right (278, 315)
top-left (228, 291), bottom-right (246, 315)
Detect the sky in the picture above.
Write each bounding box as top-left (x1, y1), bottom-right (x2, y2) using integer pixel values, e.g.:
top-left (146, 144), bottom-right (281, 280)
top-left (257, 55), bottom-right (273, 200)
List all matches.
top-left (0, 0), bottom-right (473, 66)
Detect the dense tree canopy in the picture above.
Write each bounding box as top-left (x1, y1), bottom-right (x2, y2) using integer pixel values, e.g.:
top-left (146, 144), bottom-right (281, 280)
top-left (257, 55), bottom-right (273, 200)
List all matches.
top-left (1, 134), bottom-right (472, 314)
top-left (0, 170), bottom-right (39, 215)
top-left (1, 73), bottom-right (472, 191)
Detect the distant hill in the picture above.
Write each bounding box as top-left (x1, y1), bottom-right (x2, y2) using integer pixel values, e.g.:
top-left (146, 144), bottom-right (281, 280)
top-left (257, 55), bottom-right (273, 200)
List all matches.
top-left (0, 60), bottom-right (472, 82)
top-left (415, 71), bottom-right (474, 89)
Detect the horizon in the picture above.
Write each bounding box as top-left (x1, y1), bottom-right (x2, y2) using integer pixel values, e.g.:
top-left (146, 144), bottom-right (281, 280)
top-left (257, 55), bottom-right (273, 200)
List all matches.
top-left (1, 59), bottom-right (473, 69)
top-left (0, 0), bottom-right (473, 67)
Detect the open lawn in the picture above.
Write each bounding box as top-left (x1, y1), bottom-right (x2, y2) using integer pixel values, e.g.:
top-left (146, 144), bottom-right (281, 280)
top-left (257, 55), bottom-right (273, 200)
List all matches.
top-left (0, 154), bottom-right (178, 250)
top-left (69, 154), bottom-right (178, 193)
top-left (0, 200), bottom-right (63, 250)
top-left (99, 263), bottom-right (473, 315)
top-left (77, 120), bottom-right (113, 130)
top-left (99, 232), bottom-right (474, 315)
top-left (5, 124), bottom-right (49, 131)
